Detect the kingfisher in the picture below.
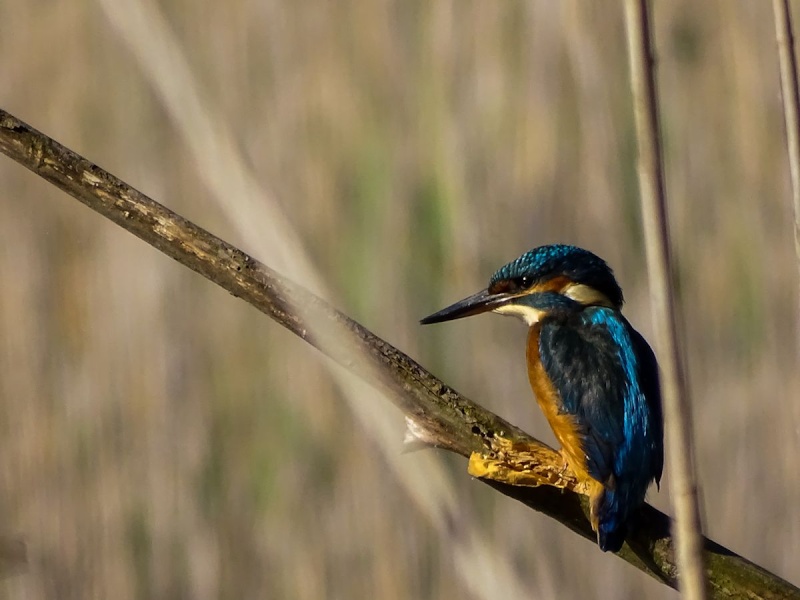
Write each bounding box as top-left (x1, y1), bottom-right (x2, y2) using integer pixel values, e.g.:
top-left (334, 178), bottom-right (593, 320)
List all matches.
top-left (421, 244), bottom-right (663, 552)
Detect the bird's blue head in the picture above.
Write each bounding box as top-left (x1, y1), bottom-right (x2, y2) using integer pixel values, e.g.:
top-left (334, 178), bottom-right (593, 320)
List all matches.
top-left (421, 244), bottom-right (624, 326)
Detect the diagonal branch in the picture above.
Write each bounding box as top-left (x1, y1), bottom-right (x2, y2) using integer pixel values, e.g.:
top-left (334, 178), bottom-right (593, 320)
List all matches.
top-left (0, 108), bottom-right (797, 599)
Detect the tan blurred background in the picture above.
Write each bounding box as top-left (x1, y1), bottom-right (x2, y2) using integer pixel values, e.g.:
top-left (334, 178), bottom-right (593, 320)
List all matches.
top-left (1, 1), bottom-right (799, 598)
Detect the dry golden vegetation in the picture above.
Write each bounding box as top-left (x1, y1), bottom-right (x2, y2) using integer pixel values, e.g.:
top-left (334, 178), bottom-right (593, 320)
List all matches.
top-left (0, 1), bottom-right (798, 598)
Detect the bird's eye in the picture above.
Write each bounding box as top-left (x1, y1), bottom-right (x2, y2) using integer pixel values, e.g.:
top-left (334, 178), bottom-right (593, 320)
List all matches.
top-left (515, 275), bottom-right (533, 289)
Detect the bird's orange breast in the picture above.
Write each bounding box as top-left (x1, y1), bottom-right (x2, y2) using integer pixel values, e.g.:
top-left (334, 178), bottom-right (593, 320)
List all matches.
top-left (526, 325), bottom-right (593, 485)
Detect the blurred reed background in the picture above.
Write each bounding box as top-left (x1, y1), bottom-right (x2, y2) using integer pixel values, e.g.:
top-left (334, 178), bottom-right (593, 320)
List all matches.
top-left (1, 1), bottom-right (799, 598)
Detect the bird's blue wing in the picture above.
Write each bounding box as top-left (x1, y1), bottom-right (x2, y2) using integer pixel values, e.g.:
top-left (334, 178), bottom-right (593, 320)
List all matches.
top-left (538, 307), bottom-right (660, 486)
top-left (538, 311), bottom-right (627, 483)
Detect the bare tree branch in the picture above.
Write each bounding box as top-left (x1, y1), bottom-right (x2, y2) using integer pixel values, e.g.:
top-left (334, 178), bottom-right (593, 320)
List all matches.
top-left (1, 109), bottom-right (797, 599)
top-left (623, 2), bottom-right (708, 598)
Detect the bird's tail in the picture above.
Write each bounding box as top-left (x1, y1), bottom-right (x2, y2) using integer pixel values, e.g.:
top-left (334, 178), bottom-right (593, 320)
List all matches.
top-left (597, 519), bottom-right (626, 553)
top-left (593, 486), bottom-right (627, 553)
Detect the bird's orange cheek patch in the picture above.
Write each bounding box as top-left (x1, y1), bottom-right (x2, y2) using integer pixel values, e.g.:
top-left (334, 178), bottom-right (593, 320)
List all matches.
top-left (530, 275), bottom-right (573, 295)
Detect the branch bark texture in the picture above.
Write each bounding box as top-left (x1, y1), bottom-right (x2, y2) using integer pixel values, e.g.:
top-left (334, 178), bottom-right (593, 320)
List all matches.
top-left (0, 109), bottom-right (797, 599)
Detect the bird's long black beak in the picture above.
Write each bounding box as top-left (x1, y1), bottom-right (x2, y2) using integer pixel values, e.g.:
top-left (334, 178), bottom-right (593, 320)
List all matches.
top-left (420, 288), bottom-right (512, 324)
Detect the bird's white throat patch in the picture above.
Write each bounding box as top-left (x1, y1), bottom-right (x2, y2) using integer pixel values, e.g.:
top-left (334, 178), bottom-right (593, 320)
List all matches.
top-left (491, 303), bottom-right (545, 326)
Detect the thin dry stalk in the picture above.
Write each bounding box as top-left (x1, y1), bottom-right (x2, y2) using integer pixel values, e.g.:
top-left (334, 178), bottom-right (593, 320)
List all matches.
top-left (773, 0), bottom-right (800, 336)
top-left (622, 1), bottom-right (708, 599)
top-left (94, 1), bottom-right (535, 595)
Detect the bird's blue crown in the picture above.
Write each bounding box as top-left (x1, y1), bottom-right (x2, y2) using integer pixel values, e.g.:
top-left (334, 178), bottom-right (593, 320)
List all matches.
top-left (489, 244), bottom-right (624, 308)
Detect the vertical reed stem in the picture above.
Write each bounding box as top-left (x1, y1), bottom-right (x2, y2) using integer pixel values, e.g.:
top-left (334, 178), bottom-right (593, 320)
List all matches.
top-left (773, 0), bottom-right (800, 344)
top-left (622, 2), bottom-right (708, 598)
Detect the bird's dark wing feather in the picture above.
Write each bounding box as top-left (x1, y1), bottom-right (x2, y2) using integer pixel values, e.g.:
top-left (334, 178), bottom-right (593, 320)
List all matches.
top-left (628, 327), bottom-right (664, 485)
top-left (539, 309), bottom-right (660, 481)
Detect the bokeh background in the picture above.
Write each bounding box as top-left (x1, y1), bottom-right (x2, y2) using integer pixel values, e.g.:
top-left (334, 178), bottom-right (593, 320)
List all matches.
top-left (1, 1), bottom-right (799, 598)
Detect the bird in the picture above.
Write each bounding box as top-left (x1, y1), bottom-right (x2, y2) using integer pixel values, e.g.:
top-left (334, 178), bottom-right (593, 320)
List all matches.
top-left (420, 244), bottom-right (663, 552)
